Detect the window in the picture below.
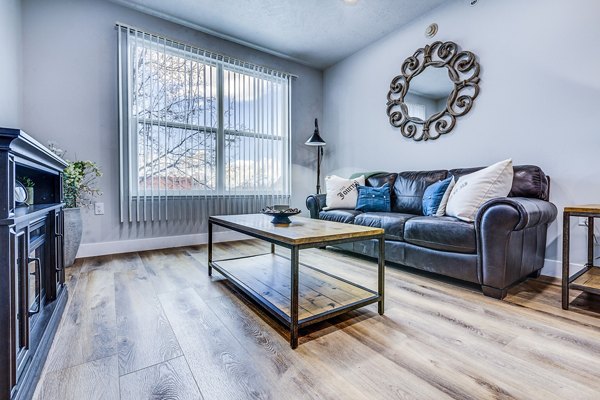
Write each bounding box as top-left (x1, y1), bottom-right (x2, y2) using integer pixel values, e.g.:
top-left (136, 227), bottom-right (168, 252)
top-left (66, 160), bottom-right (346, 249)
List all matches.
top-left (117, 24), bottom-right (292, 222)
top-left (222, 68), bottom-right (288, 194)
top-left (132, 45), bottom-right (219, 194)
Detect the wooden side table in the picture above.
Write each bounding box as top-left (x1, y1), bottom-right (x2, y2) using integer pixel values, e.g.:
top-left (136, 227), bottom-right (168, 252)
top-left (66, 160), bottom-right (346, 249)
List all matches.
top-left (562, 205), bottom-right (600, 309)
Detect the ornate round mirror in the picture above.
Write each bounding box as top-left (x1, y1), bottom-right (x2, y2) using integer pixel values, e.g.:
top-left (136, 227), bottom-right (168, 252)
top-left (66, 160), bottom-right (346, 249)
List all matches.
top-left (386, 41), bottom-right (480, 141)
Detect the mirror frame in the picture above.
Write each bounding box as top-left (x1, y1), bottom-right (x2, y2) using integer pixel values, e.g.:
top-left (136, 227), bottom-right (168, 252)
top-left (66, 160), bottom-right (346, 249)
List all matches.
top-left (386, 41), bottom-right (480, 141)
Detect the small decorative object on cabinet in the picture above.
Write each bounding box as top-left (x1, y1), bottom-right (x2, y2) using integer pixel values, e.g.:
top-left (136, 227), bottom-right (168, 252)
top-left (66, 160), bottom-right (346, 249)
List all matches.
top-left (562, 205), bottom-right (600, 310)
top-left (14, 181), bottom-right (28, 206)
top-left (17, 177), bottom-right (35, 205)
top-left (0, 127), bottom-right (68, 400)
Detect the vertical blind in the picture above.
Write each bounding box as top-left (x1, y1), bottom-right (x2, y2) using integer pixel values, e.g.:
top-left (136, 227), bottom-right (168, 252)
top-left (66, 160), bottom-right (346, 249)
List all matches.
top-left (117, 23), bottom-right (293, 223)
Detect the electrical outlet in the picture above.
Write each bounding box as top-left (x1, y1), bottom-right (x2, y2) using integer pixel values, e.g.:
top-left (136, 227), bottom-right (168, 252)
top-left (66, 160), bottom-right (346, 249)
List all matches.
top-left (94, 202), bottom-right (105, 215)
top-left (579, 217), bottom-right (588, 227)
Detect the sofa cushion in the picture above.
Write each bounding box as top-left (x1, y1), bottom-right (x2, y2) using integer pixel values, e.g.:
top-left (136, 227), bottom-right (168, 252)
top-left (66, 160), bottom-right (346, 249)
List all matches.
top-left (509, 165), bottom-right (549, 201)
top-left (392, 170), bottom-right (448, 214)
top-left (448, 164), bottom-right (549, 201)
top-left (403, 216), bottom-right (476, 254)
top-left (366, 172), bottom-right (398, 189)
top-left (319, 209), bottom-right (362, 224)
top-left (353, 212), bottom-right (416, 241)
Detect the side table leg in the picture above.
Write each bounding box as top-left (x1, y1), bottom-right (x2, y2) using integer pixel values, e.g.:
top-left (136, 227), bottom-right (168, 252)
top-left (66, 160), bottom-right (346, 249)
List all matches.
top-left (562, 212), bottom-right (570, 310)
top-left (588, 217), bottom-right (595, 268)
top-left (290, 246), bottom-right (299, 349)
top-left (378, 236), bottom-right (385, 315)
top-left (208, 221), bottom-right (213, 277)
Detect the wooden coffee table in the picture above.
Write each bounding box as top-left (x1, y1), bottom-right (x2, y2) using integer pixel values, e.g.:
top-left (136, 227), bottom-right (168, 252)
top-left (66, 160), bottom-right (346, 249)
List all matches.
top-left (208, 214), bottom-right (385, 348)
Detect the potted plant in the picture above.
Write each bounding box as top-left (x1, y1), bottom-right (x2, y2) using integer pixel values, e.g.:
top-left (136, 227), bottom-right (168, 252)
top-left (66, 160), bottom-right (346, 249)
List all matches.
top-left (49, 143), bottom-right (102, 266)
top-left (18, 176), bottom-right (35, 205)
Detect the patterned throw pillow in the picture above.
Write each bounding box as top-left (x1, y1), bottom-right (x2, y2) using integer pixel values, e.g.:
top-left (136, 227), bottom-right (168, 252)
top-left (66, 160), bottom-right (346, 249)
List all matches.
top-left (422, 177), bottom-right (453, 216)
top-left (323, 175), bottom-right (365, 210)
top-left (355, 183), bottom-right (391, 212)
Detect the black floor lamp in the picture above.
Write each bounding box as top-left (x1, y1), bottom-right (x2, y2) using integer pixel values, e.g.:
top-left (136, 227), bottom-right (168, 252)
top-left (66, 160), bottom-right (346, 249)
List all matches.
top-left (305, 118), bottom-right (326, 194)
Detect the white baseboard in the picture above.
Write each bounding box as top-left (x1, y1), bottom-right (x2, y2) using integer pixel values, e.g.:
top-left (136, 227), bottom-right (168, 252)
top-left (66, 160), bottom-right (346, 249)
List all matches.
top-left (76, 231), bottom-right (250, 259)
top-left (77, 238), bottom-right (581, 280)
top-left (541, 258), bottom-right (585, 278)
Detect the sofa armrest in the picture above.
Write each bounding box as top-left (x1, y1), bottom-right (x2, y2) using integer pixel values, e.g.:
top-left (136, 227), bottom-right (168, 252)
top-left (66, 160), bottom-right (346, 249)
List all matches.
top-left (306, 194), bottom-right (327, 219)
top-left (476, 197), bottom-right (557, 231)
top-left (475, 197), bottom-right (557, 297)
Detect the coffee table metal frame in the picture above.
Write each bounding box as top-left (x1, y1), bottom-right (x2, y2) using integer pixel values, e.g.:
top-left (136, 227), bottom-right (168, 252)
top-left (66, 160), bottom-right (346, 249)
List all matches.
top-left (208, 215), bottom-right (385, 349)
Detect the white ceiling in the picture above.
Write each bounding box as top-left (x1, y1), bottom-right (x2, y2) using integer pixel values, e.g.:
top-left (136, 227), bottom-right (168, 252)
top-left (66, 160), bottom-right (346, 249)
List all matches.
top-left (110, 0), bottom-right (452, 69)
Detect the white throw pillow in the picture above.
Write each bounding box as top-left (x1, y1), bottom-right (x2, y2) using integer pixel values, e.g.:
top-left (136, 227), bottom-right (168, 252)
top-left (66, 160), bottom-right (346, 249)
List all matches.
top-left (323, 175), bottom-right (365, 210)
top-left (435, 177), bottom-right (456, 216)
top-left (446, 159), bottom-right (514, 222)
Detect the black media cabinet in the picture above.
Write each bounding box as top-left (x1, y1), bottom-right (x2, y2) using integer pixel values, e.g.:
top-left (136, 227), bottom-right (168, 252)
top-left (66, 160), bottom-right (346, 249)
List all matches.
top-left (0, 128), bottom-right (68, 400)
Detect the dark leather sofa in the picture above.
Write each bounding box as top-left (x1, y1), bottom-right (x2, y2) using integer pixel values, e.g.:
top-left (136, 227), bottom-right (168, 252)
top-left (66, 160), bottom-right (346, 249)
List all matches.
top-left (306, 165), bottom-right (557, 299)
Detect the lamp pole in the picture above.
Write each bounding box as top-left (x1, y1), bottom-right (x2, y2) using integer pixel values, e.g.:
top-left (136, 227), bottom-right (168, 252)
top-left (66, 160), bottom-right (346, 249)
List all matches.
top-left (305, 118), bottom-right (326, 195)
top-left (316, 146), bottom-right (324, 194)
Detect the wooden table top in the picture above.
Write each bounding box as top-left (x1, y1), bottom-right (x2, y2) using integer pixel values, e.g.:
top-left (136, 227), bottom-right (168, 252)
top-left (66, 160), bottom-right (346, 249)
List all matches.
top-left (210, 214), bottom-right (384, 246)
top-left (564, 204), bottom-right (600, 213)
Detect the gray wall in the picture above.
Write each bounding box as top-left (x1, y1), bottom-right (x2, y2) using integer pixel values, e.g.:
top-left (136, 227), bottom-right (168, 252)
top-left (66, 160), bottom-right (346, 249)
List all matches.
top-left (21, 0), bottom-right (322, 250)
top-left (0, 0), bottom-right (22, 128)
top-left (323, 0), bottom-right (600, 276)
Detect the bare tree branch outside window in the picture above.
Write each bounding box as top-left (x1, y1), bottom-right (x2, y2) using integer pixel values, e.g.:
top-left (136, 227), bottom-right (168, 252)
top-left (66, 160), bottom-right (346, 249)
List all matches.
top-left (131, 43), bottom-right (287, 195)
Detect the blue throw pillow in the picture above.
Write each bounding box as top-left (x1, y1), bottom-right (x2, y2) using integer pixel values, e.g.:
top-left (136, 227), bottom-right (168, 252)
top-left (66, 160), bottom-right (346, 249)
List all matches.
top-left (356, 183), bottom-right (391, 212)
top-left (422, 177), bottom-right (453, 216)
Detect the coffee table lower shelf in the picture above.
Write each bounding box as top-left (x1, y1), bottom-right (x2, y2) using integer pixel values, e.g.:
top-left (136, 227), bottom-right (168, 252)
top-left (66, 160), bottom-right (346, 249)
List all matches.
top-left (210, 253), bottom-right (380, 330)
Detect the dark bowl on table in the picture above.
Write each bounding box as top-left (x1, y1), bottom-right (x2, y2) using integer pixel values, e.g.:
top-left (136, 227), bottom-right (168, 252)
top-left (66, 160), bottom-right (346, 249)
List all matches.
top-left (262, 206), bottom-right (301, 225)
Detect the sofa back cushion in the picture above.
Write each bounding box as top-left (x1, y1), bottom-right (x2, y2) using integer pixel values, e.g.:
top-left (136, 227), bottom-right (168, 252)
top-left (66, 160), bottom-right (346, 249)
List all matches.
top-left (448, 165), bottom-right (549, 200)
top-left (366, 172), bottom-right (398, 188)
top-left (392, 170), bottom-right (448, 214)
top-left (510, 165), bottom-right (549, 201)
top-left (354, 165), bottom-right (548, 215)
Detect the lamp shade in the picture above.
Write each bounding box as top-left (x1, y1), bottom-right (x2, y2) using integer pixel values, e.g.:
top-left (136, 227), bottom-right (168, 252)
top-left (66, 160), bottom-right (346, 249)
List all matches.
top-left (305, 118), bottom-right (326, 146)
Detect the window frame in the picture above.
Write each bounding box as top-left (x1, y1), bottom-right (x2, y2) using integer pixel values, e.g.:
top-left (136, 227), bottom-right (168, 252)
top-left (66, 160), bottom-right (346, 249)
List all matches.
top-left (127, 38), bottom-right (289, 198)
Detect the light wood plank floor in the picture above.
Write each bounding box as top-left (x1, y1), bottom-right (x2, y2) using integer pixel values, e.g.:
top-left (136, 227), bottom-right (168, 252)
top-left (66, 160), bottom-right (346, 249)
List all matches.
top-left (33, 240), bottom-right (600, 399)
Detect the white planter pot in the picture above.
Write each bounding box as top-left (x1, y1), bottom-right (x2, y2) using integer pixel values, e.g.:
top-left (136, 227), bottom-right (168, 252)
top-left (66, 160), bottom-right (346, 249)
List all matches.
top-left (26, 187), bottom-right (34, 205)
top-left (63, 207), bottom-right (82, 267)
